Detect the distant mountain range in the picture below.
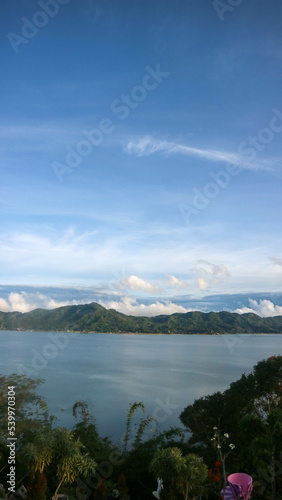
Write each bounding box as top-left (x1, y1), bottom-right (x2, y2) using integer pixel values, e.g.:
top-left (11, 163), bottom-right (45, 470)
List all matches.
top-left (1, 302), bottom-right (282, 334)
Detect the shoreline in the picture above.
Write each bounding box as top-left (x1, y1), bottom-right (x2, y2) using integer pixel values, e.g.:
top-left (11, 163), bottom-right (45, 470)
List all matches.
top-left (1, 329), bottom-right (282, 335)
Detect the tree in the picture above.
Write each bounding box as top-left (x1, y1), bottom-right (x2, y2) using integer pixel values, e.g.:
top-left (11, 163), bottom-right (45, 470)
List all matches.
top-left (239, 406), bottom-right (282, 499)
top-left (21, 427), bottom-right (54, 476)
top-left (123, 402), bottom-right (153, 453)
top-left (51, 427), bottom-right (97, 500)
top-left (120, 402), bottom-right (184, 500)
top-left (22, 426), bottom-right (96, 500)
top-left (72, 400), bottom-right (114, 464)
top-left (0, 373), bottom-right (47, 439)
top-left (149, 447), bottom-right (207, 500)
top-left (179, 356), bottom-right (282, 499)
top-left (0, 373), bottom-right (50, 489)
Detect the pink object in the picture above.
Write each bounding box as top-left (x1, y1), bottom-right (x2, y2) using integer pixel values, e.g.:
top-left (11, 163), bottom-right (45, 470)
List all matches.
top-left (227, 473), bottom-right (253, 500)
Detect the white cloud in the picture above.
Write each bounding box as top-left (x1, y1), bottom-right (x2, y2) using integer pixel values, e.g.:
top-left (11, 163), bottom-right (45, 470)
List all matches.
top-left (0, 290), bottom-right (189, 316)
top-left (0, 229), bottom-right (129, 280)
top-left (234, 299), bottom-right (282, 318)
top-left (117, 275), bottom-right (161, 294)
top-left (193, 260), bottom-right (230, 290)
top-left (0, 292), bottom-right (81, 313)
top-left (100, 296), bottom-right (194, 317)
top-left (270, 257), bottom-right (282, 266)
top-left (115, 274), bottom-right (189, 294)
top-left (195, 278), bottom-right (209, 291)
top-left (1, 228), bottom-right (281, 294)
top-left (165, 275), bottom-right (189, 289)
top-left (125, 136), bottom-right (273, 171)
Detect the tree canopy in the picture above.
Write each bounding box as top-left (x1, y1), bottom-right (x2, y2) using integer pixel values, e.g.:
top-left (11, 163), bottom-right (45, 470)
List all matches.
top-left (0, 356), bottom-right (281, 500)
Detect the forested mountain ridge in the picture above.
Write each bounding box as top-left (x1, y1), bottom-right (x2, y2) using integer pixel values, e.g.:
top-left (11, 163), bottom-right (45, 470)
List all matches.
top-left (0, 302), bottom-right (282, 333)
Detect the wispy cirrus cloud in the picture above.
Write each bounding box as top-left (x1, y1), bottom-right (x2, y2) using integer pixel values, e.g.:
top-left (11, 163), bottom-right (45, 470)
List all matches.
top-left (0, 228), bottom-right (280, 294)
top-left (125, 136), bottom-right (274, 171)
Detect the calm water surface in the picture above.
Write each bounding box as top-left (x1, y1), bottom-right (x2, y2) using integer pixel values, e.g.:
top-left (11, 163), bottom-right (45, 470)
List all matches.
top-left (1, 331), bottom-right (282, 442)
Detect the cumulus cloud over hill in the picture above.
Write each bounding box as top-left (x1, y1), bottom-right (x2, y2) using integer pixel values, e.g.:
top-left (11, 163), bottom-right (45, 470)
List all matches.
top-left (234, 299), bottom-right (282, 318)
top-left (0, 292), bottom-right (81, 313)
top-left (99, 296), bottom-right (192, 317)
top-left (0, 289), bottom-right (282, 319)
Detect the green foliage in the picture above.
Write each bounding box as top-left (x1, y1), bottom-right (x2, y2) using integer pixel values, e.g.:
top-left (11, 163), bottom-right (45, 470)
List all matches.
top-left (180, 453), bottom-right (208, 499)
top-left (73, 400), bottom-right (92, 425)
top-left (149, 447), bottom-right (207, 500)
top-left (21, 424), bottom-right (96, 500)
top-left (180, 356), bottom-right (282, 441)
top-left (21, 428), bottom-right (54, 475)
top-left (0, 373), bottom-right (46, 434)
top-left (0, 373), bottom-right (52, 489)
top-left (119, 402), bottom-right (185, 500)
top-left (149, 447), bottom-right (186, 482)
top-left (52, 426), bottom-right (96, 480)
top-left (134, 414), bottom-right (156, 450)
top-left (180, 355), bottom-right (282, 498)
top-left (1, 302), bottom-right (282, 333)
top-left (72, 400), bottom-right (114, 465)
top-left (1, 356), bottom-right (281, 500)
top-left (123, 402), bottom-right (145, 453)
top-left (72, 400), bottom-right (99, 448)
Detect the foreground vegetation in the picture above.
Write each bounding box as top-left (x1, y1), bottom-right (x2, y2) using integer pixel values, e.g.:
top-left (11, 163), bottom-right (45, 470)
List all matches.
top-left (1, 302), bottom-right (282, 333)
top-left (0, 355), bottom-right (281, 499)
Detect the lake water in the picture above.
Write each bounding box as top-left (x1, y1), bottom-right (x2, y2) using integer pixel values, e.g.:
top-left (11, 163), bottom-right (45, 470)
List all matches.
top-left (1, 331), bottom-right (282, 443)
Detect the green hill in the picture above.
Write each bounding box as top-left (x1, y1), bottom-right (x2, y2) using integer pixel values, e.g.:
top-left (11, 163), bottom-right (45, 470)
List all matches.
top-left (0, 302), bottom-right (282, 334)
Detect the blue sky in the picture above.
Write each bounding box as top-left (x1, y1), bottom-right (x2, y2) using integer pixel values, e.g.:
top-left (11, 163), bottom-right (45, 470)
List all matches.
top-left (1, 0), bottom-right (282, 317)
